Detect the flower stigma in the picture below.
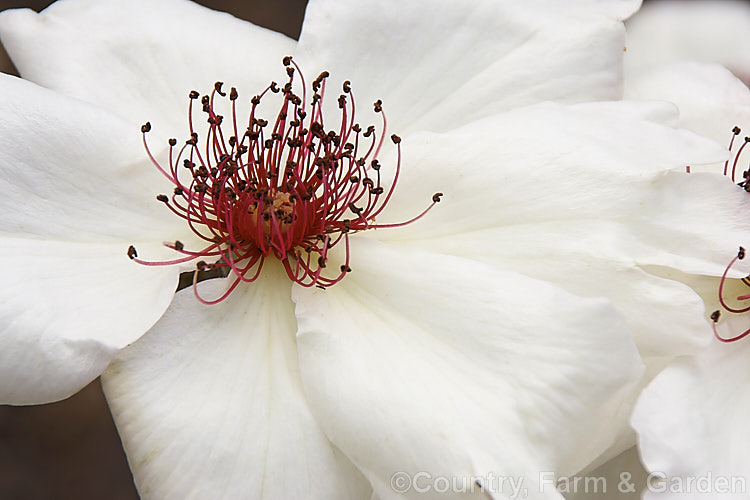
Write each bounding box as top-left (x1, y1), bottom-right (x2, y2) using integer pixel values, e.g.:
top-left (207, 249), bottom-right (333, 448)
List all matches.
top-left (128, 57), bottom-right (442, 303)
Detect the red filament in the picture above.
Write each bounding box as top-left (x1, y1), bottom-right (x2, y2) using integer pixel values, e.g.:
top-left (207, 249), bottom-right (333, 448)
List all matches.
top-left (130, 57), bottom-right (441, 303)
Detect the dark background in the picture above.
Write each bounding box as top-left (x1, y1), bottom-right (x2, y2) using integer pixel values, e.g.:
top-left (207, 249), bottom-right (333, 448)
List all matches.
top-left (0, 2), bottom-right (306, 499)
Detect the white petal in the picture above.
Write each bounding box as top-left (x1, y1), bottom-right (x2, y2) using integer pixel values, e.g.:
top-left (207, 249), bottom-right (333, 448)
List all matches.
top-left (625, 0), bottom-right (750, 83)
top-left (0, 74), bottom-right (182, 242)
top-left (632, 338), bottom-right (750, 500)
top-left (297, 0), bottom-right (639, 133)
top-left (0, 239), bottom-right (178, 405)
top-left (376, 101), bottom-right (727, 244)
top-left (293, 238), bottom-right (643, 500)
top-left (625, 61), bottom-right (750, 150)
top-left (102, 269), bottom-right (371, 500)
top-left (0, 0), bottom-right (295, 133)
top-left (377, 102), bottom-right (742, 276)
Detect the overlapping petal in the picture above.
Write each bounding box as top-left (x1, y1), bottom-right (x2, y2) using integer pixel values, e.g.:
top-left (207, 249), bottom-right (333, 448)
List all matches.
top-left (625, 61), bottom-right (750, 148)
top-left (0, 0), bottom-right (296, 134)
top-left (293, 238), bottom-right (643, 500)
top-left (368, 102), bottom-right (746, 357)
top-left (102, 271), bottom-right (371, 500)
top-left (297, 0), bottom-right (640, 133)
top-left (0, 239), bottom-right (177, 405)
top-left (0, 75), bottom-right (192, 404)
top-left (632, 337), bottom-right (750, 500)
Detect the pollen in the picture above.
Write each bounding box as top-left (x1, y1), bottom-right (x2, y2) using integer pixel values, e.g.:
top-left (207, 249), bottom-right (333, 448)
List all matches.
top-left (129, 57), bottom-right (440, 303)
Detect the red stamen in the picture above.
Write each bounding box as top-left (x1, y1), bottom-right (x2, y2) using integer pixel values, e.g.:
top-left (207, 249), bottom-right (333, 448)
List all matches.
top-left (129, 58), bottom-right (440, 301)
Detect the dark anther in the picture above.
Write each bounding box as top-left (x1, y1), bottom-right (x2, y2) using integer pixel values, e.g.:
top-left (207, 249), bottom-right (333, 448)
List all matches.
top-left (338, 95), bottom-right (347, 109)
top-left (251, 95), bottom-right (261, 105)
top-left (371, 159), bottom-right (381, 170)
top-left (174, 240), bottom-right (184, 251)
top-left (317, 256), bottom-right (327, 268)
top-left (127, 245), bottom-right (138, 260)
top-left (282, 55), bottom-right (292, 66)
top-left (156, 194), bottom-right (169, 203)
top-left (371, 186), bottom-right (384, 195)
top-left (312, 71), bottom-right (330, 92)
top-left (711, 310), bottom-right (721, 322)
top-left (343, 80), bottom-right (351, 93)
top-left (197, 260), bottom-right (213, 271)
top-left (391, 134), bottom-right (401, 144)
top-left (340, 265), bottom-right (352, 273)
top-left (352, 123), bottom-right (361, 133)
top-left (739, 246), bottom-right (746, 259)
top-left (373, 99), bottom-right (383, 113)
top-left (189, 90), bottom-right (199, 99)
top-left (201, 95), bottom-right (210, 105)
top-left (270, 81), bottom-right (279, 93)
top-left (733, 126), bottom-right (742, 135)
top-left (432, 192), bottom-right (444, 203)
top-left (214, 81), bottom-right (226, 96)
top-left (141, 122), bottom-right (151, 133)
top-left (229, 87), bottom-right (238, 100)
top-left (168, 138), bottom-right (177, 146)
top-left (174, 186), bottom-right (183, 196)
top-left (286, 66), bottom-right (295, 77)
top-left (364, 125), bottom-right (375, 137)
top-left (745, 137), bottom-right (750, 143)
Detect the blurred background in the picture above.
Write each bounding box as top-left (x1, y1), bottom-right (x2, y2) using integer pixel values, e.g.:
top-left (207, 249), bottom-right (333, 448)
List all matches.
top-left (0, 3), bottom-right (306, 499)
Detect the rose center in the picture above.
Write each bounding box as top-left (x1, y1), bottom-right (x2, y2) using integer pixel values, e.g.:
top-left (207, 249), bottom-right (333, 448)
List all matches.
top-left (128, 57), bottom-right (441, 304)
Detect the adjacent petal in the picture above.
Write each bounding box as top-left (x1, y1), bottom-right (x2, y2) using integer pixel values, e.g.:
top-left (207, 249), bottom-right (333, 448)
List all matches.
top-left (0, 74), bottom-right (181, 242)
top-left (0, 239), bottom-right (178, 405)
top-left (369, 102), bottom-right (750, 357)
top-left (102, 270), bottom-right (371, 500)
top-left (293, 238), bottom-right (643, 500)
top-left (377, 102), bottom-right (727, 244)
top-left (632, 338), bottom-right (750, 500)
top-left (625, 61), bottom-right (750, 149)
top-left (0, 0), bottom-right (296, 133)
top-left (297, 0), bottom-right (640, 133)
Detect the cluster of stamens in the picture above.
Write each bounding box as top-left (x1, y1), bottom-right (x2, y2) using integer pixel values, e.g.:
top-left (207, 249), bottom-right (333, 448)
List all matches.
top-left (129, 57), bottom-right (441, 303)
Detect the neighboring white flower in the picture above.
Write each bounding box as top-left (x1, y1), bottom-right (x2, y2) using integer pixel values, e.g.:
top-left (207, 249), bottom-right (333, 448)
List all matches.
top-left (1, 0), bottom-right (749, 499)
top-left (625, 4), bottom-right (750, 499)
